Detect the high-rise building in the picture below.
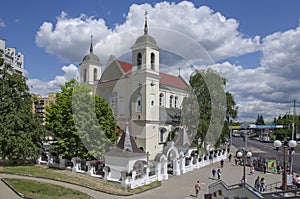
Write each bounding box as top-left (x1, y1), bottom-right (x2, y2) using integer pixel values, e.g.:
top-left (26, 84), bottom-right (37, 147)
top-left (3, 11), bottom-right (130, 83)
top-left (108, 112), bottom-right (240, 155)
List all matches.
top-left (0, 39), bottom-right (24, 75)
top-left (32, 93), bottom-right (57, 125)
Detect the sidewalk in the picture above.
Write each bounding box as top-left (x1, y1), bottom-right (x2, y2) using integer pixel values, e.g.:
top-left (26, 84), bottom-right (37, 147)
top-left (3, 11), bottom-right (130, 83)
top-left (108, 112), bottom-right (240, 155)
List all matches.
top-left (0, 147), bottom-right (283, 199)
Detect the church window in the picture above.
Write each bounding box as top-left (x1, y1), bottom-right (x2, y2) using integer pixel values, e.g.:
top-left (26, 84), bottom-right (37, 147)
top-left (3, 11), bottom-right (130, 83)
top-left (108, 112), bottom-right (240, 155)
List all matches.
top-left (93, 68), bottom-right (97, 81)
top-left (136, 93), bottom-right (142, 112)
top-left (137, 52), bottom-right (142, 69)
top-left (169, 95), bottom-right (174, 108)
top-left (151, 52), bottom-right (155, 70)
top-left (159, 128), bottom-right (165, 143)
top-left (83, 69), bottom-right (87, 82)
top-left (175, 96), bottom-right (178, 108)
top-left (159, 93), bottom-right (164, 106)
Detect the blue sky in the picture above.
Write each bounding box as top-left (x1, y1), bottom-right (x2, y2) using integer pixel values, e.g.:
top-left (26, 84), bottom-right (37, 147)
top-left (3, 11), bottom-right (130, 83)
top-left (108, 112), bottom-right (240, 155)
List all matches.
top-left (1, 0), bottom-right (300, 122)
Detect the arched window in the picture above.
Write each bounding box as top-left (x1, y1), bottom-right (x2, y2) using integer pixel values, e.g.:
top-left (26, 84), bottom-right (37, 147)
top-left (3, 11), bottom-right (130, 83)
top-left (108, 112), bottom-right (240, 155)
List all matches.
top-left (151, 52), bottom-right (155, 70)
top-left (175, 96), bottom-right (178, 108)
top-left (160, 128), bottom-right (165, 143)
top-left (169, 95), bottom-right (174, 108)
top-left (93, 68), bottom-right (97, 81)
top-left (159, 93), bottom-right (164, 106)
top-left (83, 69), bottom-right (87, 82)
top-left (136, 93), bottom-right (142, 112)
top-left (137, 52), bottom-right (142, 69)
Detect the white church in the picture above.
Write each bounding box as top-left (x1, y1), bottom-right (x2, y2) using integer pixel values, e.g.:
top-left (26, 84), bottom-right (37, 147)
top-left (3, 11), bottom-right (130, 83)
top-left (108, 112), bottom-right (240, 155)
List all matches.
top-left (78, 13), bottom-right (227, 188)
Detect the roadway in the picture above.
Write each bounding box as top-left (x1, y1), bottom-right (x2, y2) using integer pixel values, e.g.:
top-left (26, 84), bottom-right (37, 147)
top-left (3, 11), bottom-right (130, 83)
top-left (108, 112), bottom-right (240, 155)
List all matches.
top-left (231, 136), bottom-right (300, 174)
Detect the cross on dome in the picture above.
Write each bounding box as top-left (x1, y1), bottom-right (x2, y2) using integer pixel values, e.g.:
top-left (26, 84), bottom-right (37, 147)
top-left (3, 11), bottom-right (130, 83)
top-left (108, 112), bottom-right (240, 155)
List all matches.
top-left (90, 35), bottom-right (93, 54)
top-left (144, 11), bottom-right (148, 35)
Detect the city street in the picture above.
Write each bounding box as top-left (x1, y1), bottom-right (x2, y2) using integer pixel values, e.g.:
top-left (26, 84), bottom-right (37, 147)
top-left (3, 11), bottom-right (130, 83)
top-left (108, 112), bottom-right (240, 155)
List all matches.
top-left (232, 136), bottom-right (300, 174)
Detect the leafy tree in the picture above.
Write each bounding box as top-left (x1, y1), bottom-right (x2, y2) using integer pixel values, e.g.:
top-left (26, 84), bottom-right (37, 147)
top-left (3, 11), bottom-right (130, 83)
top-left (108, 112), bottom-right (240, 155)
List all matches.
top-left (0, 54), bottom-right (45, 162)
top-left (46, 80), bottom-right (117, 160)
top-left (274, 113), bottom-right (299, 140)
top-left (188, 69), bottom-right (237, 150)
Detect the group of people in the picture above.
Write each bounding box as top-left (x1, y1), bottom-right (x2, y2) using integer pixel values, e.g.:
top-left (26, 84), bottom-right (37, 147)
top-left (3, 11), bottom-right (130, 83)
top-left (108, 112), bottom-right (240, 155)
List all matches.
top-left (254, 176), bottom-right (266, 192)
top-left (211, 167), bottom-right (222, 180)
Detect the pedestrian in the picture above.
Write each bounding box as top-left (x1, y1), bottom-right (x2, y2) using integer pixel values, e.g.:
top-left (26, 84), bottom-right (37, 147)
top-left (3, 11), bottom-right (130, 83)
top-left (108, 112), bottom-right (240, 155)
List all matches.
top-left (263, 163), bottom-right (267, 174)
top-left (212, 168), bottom-right (216, 178)
top-left (254, 176), bottom-right (260, 190)
top-left (295, 175), bottom-right (300, 188)
top-left (250, 166), bottom-right (255, 174)
top-left (240, 176), bottom-right (246, 187)
top-left (228, 153), bottom-right (232, 162)
top-left (217, 169), bottom-right (221, 180)
top-left (195, 180), bottom-right (201, 198)
top-left (220, 159), bottom-right (224, 168)
top-left (276, 165), bottom-right (280, 174)
top-left (260, 177), bottom-right (266, 192)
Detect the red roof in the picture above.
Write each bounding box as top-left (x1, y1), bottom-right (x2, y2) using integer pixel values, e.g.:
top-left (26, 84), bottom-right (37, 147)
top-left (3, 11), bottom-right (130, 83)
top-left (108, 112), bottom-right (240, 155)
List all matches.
top-left (118, 60), bottom-right (132, 74)
top-left (159, 72), bottom-right (188, 90)
top-left (117, 60), bottom-right (188, 90)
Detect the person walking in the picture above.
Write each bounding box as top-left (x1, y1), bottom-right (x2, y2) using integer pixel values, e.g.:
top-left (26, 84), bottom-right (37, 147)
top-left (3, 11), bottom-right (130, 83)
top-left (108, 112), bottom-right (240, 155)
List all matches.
top-left (212, 168), bottom-right (216, 178)
top-left (195, 180), bottom-right (201, 198)
top-left (254, 176), bottom-right (260, 190)
top-left (217, 169), bottom-right (221, 180)
top-left (263, 163), bottom-right (267, 174)
top-left (228, 153), bottom-right (232, 162)
top-left (260, 177), bottom-right (266, 192)
top-left (220, 159), bottom-right (224, 168)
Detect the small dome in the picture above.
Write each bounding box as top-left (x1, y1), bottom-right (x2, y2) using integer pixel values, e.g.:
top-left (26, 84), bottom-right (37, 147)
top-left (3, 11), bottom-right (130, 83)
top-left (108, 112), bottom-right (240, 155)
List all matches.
top-left (81, 53), bottom-right (101, 66)
top-left (132, 34), bottom-right (159, 50)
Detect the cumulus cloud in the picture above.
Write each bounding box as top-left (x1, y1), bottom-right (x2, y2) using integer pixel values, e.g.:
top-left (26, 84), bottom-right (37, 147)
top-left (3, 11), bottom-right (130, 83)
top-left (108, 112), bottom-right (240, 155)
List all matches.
top-left (28, 64), bottom-right (79, 96)
top-left (192, 59), bottom-right (297, 121)
top-left (35, 11), bottom-right (112, 63)
top-left (35, 1), bottom-right (260, 65)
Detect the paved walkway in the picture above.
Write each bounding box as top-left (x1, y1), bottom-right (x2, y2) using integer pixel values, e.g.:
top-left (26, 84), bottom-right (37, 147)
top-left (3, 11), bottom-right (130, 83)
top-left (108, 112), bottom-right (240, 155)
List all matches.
top-left (0, 147), bottom-right (284, 199)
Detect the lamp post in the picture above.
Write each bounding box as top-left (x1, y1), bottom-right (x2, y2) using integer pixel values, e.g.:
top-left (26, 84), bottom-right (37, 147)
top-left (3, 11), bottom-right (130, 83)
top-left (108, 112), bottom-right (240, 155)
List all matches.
top-left (274, 140), bottom-right (297, 191)
top-left (237, 148), bottom-right (252, 185)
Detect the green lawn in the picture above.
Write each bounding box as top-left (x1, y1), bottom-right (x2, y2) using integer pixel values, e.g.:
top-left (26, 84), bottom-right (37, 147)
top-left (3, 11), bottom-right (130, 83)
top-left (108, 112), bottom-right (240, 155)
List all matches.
top-left (4, 178), bottom-right (91, 199)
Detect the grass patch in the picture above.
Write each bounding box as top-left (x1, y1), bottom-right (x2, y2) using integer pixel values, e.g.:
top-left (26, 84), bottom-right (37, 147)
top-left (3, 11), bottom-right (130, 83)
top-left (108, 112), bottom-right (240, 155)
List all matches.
top-left (5, 178), bottom-right (91, 199)
top-left (0, 165), bottom-right (160, 195)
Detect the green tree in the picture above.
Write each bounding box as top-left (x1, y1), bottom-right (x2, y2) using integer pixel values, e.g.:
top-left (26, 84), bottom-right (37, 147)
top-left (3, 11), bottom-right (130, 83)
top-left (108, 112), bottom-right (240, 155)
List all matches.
top-left (189, 69), bottom-right (237, 150)
top-left (0, 55), bottom-right (45, 162)
top-left (46, 80), bottom-right (117, 160)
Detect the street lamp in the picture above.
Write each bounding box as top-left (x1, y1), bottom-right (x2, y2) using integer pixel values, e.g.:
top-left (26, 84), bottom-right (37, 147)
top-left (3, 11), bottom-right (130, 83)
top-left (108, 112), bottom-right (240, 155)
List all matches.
top-left (237, 149), bottom-right (252, 185)
top-left (273, 140), bottom-right (297, 191)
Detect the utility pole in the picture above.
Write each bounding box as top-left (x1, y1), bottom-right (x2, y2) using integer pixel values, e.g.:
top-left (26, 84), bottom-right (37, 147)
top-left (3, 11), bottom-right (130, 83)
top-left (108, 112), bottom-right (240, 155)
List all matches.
top-left (292, 100), bottom-right (296, 140)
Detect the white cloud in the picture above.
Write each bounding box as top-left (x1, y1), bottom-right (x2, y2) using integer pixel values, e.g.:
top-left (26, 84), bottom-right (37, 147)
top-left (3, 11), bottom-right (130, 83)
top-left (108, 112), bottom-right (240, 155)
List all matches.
top-left (35, 11), bottom-right (112, 63)
top-left (191, 59), bottom-right (297, 121)
top-left (28, 64), bottom-right (79, 96)
top-left (35, 1), bottom-right (260, 65)
top-left (0, 18), bottom-right (5, 28)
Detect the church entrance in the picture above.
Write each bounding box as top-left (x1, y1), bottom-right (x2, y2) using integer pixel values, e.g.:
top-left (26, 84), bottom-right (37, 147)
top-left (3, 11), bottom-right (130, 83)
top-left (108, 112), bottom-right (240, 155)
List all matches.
top-left (167, 149), bottom-right (178, 175)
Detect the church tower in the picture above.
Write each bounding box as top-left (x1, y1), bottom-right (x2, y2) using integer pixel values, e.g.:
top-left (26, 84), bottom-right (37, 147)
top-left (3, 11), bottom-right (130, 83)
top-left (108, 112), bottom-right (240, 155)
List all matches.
top-left (79, 35), bottom-right (102, 93)
top-left (130, 12), bottom-right (161, 160)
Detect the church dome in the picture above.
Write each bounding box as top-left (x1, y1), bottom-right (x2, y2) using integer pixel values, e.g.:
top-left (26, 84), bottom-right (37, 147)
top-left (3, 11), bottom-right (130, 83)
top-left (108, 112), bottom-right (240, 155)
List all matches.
top-left (80, 36), bottom-right (101, 66)
top-left (81, 53), bottom-right (101, 66)
top-left (131, 11), bottom-right (159, 50)
top-left (133, 34), bottom-right (158, 49)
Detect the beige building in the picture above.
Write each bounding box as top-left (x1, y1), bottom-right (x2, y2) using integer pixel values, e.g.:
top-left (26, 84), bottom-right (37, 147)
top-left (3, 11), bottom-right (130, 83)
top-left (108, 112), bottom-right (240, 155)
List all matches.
top-left (0, 39), bottom-right (24, 75)
top-left (80, 15), bottom-right (188, 160)
top-left (32, 93), bottom-right (57, 125)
